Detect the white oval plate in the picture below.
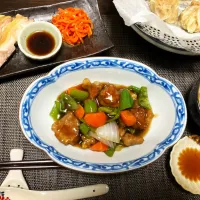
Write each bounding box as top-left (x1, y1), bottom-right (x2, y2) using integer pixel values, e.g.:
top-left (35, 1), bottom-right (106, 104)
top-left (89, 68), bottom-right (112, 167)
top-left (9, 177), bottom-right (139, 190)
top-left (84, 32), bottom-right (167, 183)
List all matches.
top-left (19, 57), bottom-right (187, 173)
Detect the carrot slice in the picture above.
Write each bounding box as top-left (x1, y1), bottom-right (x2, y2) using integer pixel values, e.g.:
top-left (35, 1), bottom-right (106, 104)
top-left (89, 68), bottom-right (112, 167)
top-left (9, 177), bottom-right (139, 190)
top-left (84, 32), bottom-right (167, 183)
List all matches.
top-left (120, 110), bottom-right (136, 126)
top-left (84, 112), bottom-right (107, 128)
top-left (75, 104), bottom-right (85, 119)
top-left (52, 7), bottom-right (93, 46)
top-left (90, 142), bottom-right (108, 152)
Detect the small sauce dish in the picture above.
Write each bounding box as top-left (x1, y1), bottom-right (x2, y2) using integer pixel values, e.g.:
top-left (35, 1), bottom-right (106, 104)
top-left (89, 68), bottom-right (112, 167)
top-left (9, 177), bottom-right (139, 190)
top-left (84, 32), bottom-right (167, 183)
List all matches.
top-left (18, 21), bottom-right (62, 60)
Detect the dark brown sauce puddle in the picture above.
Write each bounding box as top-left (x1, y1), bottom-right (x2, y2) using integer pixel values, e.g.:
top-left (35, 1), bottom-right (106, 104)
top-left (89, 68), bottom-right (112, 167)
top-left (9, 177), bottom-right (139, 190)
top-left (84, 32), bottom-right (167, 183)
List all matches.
top-left (27, 31), bottom-right (55, 56)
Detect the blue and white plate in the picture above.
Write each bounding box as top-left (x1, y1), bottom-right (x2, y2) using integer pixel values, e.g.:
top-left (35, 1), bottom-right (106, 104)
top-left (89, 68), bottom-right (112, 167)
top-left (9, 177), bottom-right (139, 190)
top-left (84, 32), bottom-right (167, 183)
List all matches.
top-left (19, 57), bottom-right (187, 173)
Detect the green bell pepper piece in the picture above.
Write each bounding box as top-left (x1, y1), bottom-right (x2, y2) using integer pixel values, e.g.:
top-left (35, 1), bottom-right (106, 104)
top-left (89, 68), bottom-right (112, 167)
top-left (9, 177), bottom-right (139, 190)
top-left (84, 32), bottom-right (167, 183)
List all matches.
top-left (50, 101), bottom-right (61, 120)
top-left (70, 89), bottom-right (89, 101)
top-left (138, 87), bottom-right (151, 110)
top-left (80, 123), bottom-right (90, 136)
top-left (60, 92), bottom-right (78, 111)
top-left (98, 107), bottom-right (118, 115)
top-left (104, 147), bottom-right (115, 157)
top-left (84, 99), bottom-right (97, 113)
top-left (106, 110), bottom-right (120, 123)
top-left (119, 89), bottom-right (134, 111)
top-left (126, 127), bottom-right (135, 134)
top-left (128, 86), bottom-right (141, 94)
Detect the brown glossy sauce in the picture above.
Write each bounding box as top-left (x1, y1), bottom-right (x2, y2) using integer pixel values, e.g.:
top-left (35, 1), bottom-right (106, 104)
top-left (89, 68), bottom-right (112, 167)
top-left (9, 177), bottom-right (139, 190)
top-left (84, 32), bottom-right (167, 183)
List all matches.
top-left (138, 122), bottom-right (152, 138)
top-left (27, 31), bottom-right (55, 56)
top-left (178, 148), bottom-right (200, 182)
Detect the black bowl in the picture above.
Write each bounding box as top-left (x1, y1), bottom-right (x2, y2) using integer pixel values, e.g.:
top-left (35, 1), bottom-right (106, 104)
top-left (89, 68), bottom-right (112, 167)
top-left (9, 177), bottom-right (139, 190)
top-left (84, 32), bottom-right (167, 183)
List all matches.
top-left (188, 78), bottom-right (200, 128)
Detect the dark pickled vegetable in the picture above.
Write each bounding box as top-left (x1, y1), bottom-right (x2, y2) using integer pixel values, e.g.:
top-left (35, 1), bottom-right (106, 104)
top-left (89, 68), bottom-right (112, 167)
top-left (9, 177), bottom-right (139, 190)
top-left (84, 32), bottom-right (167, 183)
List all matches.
top-left (119, 89), bottom-right (134, 111)
top-left (84, 99), bottom-right (97, 113)
top-left (70, 89), bottom-right (89, 101)
top-left (138, 87), bottom-right (151, 110)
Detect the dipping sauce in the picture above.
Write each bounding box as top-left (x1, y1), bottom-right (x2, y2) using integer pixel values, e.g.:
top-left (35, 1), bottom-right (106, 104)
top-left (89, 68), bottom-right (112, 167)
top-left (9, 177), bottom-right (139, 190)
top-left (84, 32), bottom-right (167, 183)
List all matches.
top-left (27, 31), bottom-right (55, 56)
top-left (170, 136), bottom-right (200, 194)
top-left (178, 147), bottom-right (200, 182)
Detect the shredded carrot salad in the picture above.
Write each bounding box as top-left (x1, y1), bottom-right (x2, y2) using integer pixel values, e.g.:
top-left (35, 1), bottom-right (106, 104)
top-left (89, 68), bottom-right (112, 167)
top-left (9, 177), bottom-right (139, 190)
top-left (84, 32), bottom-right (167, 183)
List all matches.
top-left (52, 7), bottom-right (93, 45)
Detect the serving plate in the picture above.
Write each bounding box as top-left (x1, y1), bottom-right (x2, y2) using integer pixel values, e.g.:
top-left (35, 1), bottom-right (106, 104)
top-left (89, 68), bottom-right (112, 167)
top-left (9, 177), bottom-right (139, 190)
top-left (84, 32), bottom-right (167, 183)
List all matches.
top-left (0, 0), bottom-right (113, 80)
top-left (19, 57), bottom-right (187, 173)
top-left (132, 24), bottom-right (198, 56)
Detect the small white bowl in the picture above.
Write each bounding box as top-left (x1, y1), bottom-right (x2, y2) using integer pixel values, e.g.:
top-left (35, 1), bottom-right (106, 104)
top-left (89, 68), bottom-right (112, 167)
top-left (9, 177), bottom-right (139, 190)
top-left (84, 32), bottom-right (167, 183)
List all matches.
top-left (18, 21), bottom-right (62, 60)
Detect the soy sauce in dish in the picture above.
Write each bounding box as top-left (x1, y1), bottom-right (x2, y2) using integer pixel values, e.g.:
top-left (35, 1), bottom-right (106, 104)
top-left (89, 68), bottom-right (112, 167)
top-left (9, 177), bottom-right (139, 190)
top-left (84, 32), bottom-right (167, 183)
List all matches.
top-left (27, 31), bottom-right (55, 56)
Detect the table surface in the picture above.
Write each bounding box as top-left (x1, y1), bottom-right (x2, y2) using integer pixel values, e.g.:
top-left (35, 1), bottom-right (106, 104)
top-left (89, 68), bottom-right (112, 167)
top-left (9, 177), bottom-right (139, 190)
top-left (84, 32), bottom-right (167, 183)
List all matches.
top-left (0, 0), bottom-right (200, 199)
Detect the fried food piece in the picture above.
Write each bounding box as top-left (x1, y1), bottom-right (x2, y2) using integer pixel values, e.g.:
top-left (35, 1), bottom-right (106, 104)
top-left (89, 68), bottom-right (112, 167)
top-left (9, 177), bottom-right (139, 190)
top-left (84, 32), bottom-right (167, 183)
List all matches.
top-left (191, 0), bottom-right (200, 6)
top-left (52, 111), bottom-right (80, 145)
top-left (149, 0), bottom-right (179, 24)
top-left (122, 133), bottom-right (144, 147)
top-left (130, 107), bottom-right (154, 130)
top-left (98, 84), bottom-right (120, 107)
top-left (82, 78), bottom-right (103, 99)
top-left (179, 2), bottom-right (200, 33)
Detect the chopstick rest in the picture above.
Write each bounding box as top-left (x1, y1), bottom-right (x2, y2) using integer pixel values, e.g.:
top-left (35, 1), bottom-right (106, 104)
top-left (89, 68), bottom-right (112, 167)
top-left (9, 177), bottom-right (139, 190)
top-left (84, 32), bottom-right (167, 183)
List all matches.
top-left (1, 149), bottom-right (29, 189)
top-left (0, 149), bottom-right (109, 200)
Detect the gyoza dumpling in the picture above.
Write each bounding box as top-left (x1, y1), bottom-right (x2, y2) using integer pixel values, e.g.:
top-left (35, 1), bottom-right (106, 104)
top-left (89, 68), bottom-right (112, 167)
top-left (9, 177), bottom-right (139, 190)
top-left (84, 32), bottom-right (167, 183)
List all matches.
top-left (191, 0), bottom-right (200, 6)
top-left (149, 0), bottom-right (179, 24)
top-left (179, 1), bottom-right (200, 33)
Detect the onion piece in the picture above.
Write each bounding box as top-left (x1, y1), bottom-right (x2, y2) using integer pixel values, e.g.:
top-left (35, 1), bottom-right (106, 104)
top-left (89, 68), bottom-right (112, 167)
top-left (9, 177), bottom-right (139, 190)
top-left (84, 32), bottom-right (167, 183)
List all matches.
top-left (89, 131), bottom-right (114, 148)
top-left (96, 121), bottom-right (120, 143)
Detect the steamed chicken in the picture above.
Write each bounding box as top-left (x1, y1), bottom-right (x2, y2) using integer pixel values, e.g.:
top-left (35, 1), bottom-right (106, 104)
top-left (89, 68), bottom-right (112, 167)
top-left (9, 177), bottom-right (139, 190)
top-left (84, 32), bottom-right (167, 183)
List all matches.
top-left (0, 14), bottom-right (33, 67)
top-left (50, 79), bottom-right (154, 157)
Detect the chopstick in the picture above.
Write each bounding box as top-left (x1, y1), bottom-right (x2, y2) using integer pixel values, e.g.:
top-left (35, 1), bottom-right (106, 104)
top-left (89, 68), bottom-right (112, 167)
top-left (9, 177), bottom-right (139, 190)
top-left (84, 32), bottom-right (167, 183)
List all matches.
top-left (0, 159), bottom-right (61, 170)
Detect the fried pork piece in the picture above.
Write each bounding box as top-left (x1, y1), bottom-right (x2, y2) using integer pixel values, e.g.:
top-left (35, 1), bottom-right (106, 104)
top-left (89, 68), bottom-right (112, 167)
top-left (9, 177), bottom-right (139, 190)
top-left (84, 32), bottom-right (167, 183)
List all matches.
top-left (0, 14), bottom-right (33, 67)
top-left (122, 133), bottom-right (144, 146)
top-left (52, 112), bottom-right (80, 145)
top-left (98, 84), bottom-right (120, 107)
top-left (82, 78), bottom-right (103, 98)
top-left (130, 100), bottom-right (154, 130)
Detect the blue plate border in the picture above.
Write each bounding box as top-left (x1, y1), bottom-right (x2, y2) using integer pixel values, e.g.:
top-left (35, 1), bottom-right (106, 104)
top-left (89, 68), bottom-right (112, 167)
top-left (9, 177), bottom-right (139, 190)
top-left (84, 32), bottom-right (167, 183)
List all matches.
top-left (20, 57), bottom-right (187, 173)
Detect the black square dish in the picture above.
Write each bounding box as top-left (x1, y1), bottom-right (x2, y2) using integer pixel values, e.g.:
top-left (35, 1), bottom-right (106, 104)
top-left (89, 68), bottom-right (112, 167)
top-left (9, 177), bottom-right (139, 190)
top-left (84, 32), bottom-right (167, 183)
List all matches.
top-left (0, 0), bottom-right (113, 80)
